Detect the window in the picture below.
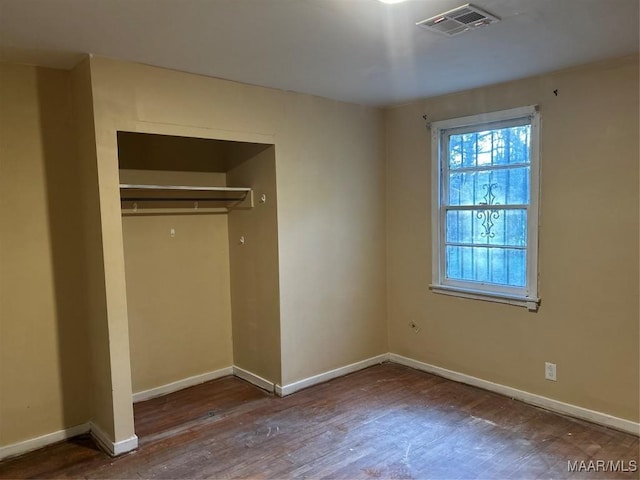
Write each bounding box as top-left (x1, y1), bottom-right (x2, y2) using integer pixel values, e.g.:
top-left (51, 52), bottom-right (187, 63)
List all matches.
top-left (430, 106), bottom-right (540, 310)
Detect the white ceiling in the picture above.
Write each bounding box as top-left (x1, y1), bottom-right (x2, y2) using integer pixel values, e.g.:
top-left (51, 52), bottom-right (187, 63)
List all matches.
top-left (0, 0), bottom-right (638, 106)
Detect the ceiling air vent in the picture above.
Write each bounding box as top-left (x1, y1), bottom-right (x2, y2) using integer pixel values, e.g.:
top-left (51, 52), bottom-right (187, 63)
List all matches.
top-left (416, 3), bottom-right (500, 36)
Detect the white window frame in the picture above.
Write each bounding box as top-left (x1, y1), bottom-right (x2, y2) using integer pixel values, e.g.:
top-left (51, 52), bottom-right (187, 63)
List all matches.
top-left (430, 106), bottom-right (541, 311)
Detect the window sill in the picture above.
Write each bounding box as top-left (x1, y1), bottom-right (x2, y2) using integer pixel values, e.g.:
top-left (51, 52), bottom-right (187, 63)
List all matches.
top-left (429, 284), bottom-right (540, 311)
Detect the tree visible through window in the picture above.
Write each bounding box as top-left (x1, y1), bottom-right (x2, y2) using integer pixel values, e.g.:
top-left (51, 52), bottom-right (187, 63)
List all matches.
top-left (430, 107), bottom-right (540, 310)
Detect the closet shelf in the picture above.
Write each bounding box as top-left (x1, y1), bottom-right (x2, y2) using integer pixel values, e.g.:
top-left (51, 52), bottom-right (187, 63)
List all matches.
top-left (119, 184), bottom-right (253, 211)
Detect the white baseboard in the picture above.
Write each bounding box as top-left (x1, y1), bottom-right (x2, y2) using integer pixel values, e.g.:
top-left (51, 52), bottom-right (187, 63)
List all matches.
top-left (233, 366), bottom-right (275, 392)
top-left (3, 354), bottom-right (635, 463)
top-left (132, 366), bottom-right (234, 403)
top-left (276, 353), bottom-right (390, 397)
top-left (389, 353), bottom-right (639, 436)
top-left (0, 422), bottom-right (90, 461)
top-left (89, 421), bottom-right (138, 457)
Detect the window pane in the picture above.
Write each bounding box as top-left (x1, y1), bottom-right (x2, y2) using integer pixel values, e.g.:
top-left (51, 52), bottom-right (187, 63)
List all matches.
top-left (491, 125), bottom-right (531, 165)
top-left (507, 248), bottom-right (527, 287)
top-left (508, 125), bottom-right (530, 164)
top-left (504, 167), bottom-right (530, 204)
top-left (448, 170), bottom-right (488, 206)
top-left (491, 129), bottom-right (508, 166)
top-left (461, 132), bottom-right (477, 167)
top-left (448, 167), bottom-right (529, 206)
top-left (504, 210), bottom-right (527, 247)
top-left (449, 135), bottom-right (463, 169)
top-left (445, 246), bottom-right (526, 287)
top-left (446, 209), bottom-right (527, 247)
top-left (445, 210), bottom-right (472, 244)
top-left (449, 132), bottom-right (477, 168)
top-left (476, 130), bottom-right (492, 166)
top-left (449, 125), bottom-right (530, 170)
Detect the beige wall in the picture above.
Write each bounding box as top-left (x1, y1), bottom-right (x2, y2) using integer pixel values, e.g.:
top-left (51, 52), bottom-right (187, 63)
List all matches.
top-left (274, 93), bottom-right (388, 385)
top-left (386, 55), bottom-right (639, 422)
top-left (118, 132), bottom-right (229, 172)
top-left (70, 59), bottom-right (123, 441)
top-left (122, 211), bottom-right (234, 393)
top-left (0, 63), bottom-right (92, 446)
top-left (87, 56), bottom-right (388, 395)
top-left (228, 147), bottom-right (281, 384)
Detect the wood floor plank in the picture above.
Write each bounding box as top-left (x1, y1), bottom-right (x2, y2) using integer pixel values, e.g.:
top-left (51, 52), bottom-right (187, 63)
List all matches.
top-left (0, 363), bottom-right (637, 479)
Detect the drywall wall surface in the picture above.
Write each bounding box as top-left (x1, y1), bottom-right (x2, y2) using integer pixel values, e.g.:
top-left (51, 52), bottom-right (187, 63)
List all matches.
top-left (385, 55), bottom-right (639, 421)
top-left (228, 147), bottom-right (281, 384)
top-left (76, 57), bottom-right (136, 445)
top-left (0, 63), bottom-right (91, 447)
top-left (70, 58), bottom-right (119, 440)
top-left (122, 211), bottom-right (233, 393)
top-left (118, 170), bottom-right (227, 187)
top-left (87, 56), bottom-right (387, 390)
top-left (118, 131), bottom-right (229, 172)
top-left (275, 93), bottom-right (388, 385)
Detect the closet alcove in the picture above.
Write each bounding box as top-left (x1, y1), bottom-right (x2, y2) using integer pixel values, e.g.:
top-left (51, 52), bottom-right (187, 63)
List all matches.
top-left (116, 132), bottom-right (281, 420)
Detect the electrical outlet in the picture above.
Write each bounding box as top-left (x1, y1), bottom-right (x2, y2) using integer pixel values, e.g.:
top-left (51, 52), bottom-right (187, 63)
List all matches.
top-left (545, 362), bottom-right (557, 381)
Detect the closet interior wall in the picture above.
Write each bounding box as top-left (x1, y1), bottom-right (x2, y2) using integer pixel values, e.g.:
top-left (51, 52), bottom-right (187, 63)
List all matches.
top-left (227, 145), bottom-right (281, 385)
top-left (116, 132), bottom-right (279, 397)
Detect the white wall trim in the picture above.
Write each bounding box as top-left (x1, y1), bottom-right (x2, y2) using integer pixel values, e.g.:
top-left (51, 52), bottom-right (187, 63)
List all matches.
top-left (389, 353), bottom-right (639, 436)
top-left (0, 422), bottom-right (90, 461)
top-left (4, 354), bottom-right (635, 462)
top-left (89, 422), bottom-right (138, 457)
top-left (132, 366), bottom-right (234, 403)
top-left (276, 353), bottom-right (390, 397)
top-left (233, 366), bottom-right (275, 392)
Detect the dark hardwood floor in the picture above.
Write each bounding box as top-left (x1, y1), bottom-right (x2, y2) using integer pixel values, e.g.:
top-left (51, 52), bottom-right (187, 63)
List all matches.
top-left (0, 363), bottom-right (637, 479)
